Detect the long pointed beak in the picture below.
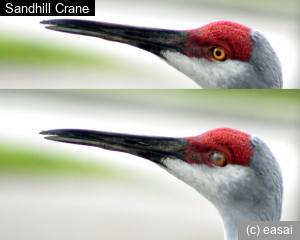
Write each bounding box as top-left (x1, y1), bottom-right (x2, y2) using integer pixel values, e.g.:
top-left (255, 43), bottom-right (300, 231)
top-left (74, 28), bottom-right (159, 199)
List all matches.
top-left (40, 19), bottom-right (188, 57)
top-left (40, 129), bottom-right (188, 166)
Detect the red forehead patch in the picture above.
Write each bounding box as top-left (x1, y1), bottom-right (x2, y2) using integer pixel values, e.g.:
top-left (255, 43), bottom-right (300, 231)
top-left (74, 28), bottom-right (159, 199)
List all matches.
top-left (186, 21), bottom-right (252, 62)
top-left (186, 128), bottom-right (253, 166)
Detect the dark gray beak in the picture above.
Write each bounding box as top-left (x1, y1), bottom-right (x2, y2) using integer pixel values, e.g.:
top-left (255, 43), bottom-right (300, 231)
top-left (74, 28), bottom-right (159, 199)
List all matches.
top-left (40, 129), bottom-right (188, 166)
top-left (40, 19), bottom-right (188, 57)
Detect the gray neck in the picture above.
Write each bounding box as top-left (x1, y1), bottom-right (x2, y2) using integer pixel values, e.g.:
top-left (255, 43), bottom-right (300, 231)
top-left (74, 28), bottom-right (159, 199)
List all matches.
top-left (250, 30), bottom-right (283, 89)
top-left (218, 136), bottom-right (283, 240)
top-left (218, 204), bottom-right (272, 240)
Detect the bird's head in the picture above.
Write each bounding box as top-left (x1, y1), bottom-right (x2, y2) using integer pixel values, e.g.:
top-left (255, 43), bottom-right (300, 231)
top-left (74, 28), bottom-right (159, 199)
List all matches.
top-left (40, 127), bottom-right (283, 225)
top-left (41, 20), bottom-right (282, 89)
top-left (163, 128), bottom-right (283, 223)
top-left (163, 21), bottom-right (282, 88)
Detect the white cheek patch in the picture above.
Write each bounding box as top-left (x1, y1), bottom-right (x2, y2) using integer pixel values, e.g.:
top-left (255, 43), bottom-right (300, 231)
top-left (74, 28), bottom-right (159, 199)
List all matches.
top-left (162, 51), bottom-right (250, 89)
top-left (163, 158), bottom-right (250, 204)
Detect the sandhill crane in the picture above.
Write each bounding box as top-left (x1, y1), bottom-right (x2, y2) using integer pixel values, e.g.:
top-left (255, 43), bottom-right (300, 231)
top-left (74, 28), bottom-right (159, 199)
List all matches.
top-left (40, 127), bottom-right (283, 240)
top-left (40, 20), bottom-right (282, 89)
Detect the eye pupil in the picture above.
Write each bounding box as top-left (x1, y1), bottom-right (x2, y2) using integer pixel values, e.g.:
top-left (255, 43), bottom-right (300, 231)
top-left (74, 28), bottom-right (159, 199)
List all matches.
top-left (214, 153), bottom-right (222, 161)
top-left (216, 50), bottom-right (222, 56)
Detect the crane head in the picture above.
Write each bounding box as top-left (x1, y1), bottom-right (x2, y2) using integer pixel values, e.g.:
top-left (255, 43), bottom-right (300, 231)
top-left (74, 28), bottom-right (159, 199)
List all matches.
top-left (40, 20), bottom-right (282, 89)
top-left (164, 128), bottom-right (283, 225)
top-left (164, 21), bottom-right (282, 89)
top-left (40, 127), bottom-right (283, 237)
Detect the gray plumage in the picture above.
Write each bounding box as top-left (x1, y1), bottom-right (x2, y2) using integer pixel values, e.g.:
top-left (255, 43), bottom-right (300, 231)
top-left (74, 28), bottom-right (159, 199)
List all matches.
top-left (249, 31), bottom-right (282, 89)
top-left (214, 136), bottom-right (283, 240)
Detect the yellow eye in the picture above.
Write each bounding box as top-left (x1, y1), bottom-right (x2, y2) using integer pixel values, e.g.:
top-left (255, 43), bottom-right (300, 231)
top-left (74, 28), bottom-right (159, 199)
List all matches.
top-left (212, 47), bottom-right (227, 61)
top-left (209, 152), bottom-right (228, 167)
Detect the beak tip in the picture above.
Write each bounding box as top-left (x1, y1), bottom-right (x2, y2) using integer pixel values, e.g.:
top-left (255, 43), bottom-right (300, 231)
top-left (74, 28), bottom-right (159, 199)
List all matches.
top-left (40, 130), bottom-right (54, 135)
top-left (40, 20), bottom-right (51, 25)
top-left (40, 19), bottom-right (60, 26)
